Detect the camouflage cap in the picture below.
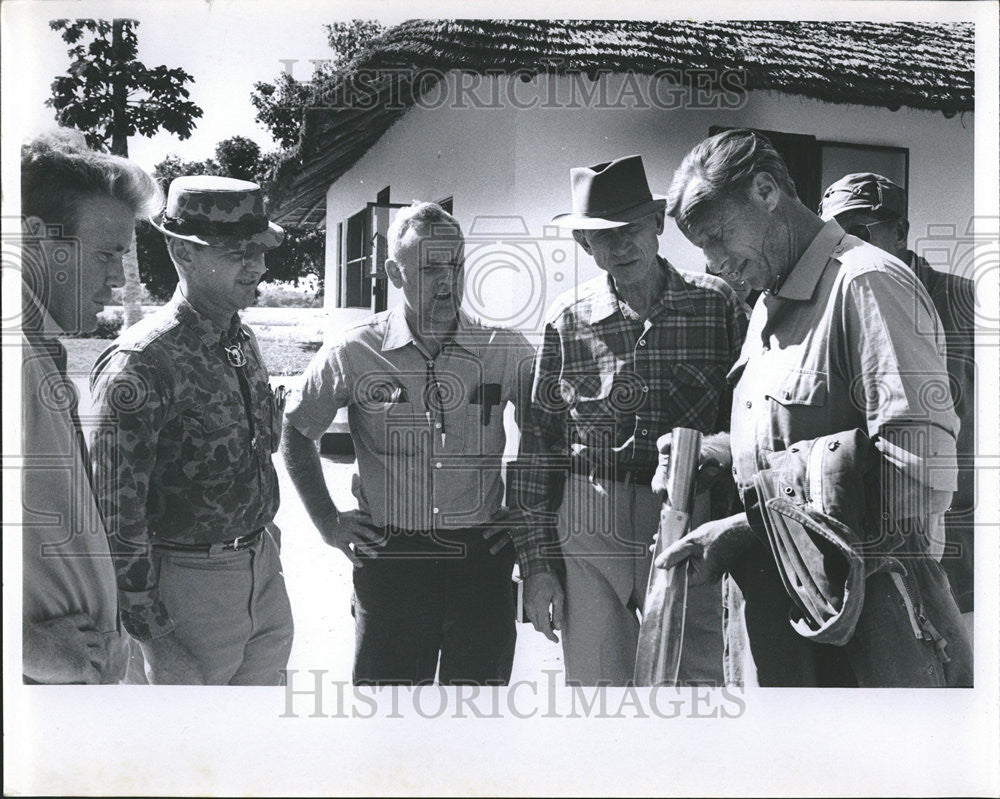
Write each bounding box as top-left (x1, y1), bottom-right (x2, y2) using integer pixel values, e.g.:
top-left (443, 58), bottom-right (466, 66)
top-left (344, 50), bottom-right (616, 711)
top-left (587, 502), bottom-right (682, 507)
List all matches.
top-left (818, 173), bottom-right (907, 222)
top-left (150, 175), bottom-right (284, 249)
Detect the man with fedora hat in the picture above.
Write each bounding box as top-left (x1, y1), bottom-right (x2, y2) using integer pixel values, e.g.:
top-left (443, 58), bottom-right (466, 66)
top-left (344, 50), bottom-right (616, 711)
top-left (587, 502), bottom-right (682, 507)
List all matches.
top-left (819, 173), bottom-right (975, 632)
top-left (89, 175), bottom-right (293, 684)
top-left (510, 154), bottom-right (745, 685)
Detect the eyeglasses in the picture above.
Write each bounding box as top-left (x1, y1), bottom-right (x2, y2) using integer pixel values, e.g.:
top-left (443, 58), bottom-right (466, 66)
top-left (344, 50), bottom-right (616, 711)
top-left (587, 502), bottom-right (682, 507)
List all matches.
top-left (844, 217), bottom-right (895, 243)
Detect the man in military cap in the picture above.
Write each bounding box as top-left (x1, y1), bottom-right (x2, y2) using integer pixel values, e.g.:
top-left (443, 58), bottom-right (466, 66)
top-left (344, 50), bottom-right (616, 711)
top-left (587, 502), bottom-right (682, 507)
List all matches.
top-left (819, 173), bottom-right (975, 631)
top-left (90, 176), bottom-right (293, 685)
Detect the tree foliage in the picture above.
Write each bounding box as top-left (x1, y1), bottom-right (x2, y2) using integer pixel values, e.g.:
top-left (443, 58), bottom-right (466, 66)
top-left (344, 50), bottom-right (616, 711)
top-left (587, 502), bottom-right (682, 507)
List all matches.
top-left (46, 19), bottom-right (203, 155)
top-left (214, 136), bottom-right (262, 181)
top-left (250, 19), bottom-right (385, 148)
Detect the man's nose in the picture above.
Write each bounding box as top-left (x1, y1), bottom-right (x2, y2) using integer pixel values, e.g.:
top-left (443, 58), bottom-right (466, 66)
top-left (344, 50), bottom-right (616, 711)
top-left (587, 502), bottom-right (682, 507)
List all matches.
top-left (243, 252), bottom-right (267, 276)
top-left (107, 255), bottom-right (127, 288)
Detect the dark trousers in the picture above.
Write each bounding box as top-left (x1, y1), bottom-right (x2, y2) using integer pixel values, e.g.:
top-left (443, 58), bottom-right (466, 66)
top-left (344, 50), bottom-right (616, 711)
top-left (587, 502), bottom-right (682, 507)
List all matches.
top-left (351, 526), bottom-right (516, 685)
top-left (730, 539), bottom-right (972, 687)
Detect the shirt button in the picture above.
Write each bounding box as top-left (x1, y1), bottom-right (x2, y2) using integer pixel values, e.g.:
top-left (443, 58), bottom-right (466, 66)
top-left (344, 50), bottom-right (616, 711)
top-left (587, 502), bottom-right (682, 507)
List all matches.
top-left (433, 507), bottom-right (440, 515)
top-left (435, 462), bottom-right (442, 469)
top-left (427, 360), bottom-right (434, 368)
top-left (435, 422), bottom-right (442, 429)
top-left (642, 386), bottom-right (649, 393)
top-left (745, 400), bottom-right (752, 409)
top-left (638, 340), bottom-right (647, 347)
top-left (640, 429), bottom-right (648, 436)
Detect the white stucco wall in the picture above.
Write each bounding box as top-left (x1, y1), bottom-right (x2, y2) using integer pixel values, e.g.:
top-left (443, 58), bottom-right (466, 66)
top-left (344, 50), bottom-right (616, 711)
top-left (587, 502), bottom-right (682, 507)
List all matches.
top-left (323, 72), bottom-right (973, 344)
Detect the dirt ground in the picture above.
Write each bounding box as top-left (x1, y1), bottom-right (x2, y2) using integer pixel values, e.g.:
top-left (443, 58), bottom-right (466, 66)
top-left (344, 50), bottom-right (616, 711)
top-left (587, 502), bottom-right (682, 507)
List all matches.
top-left (276, 453), bottom-right (565, 683)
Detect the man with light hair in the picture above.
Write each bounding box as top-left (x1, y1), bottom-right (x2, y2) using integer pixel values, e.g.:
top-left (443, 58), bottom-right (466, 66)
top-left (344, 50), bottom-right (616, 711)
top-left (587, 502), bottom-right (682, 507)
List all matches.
top-left (657, 129), bottom-right (971, 686)
top-left (282, 201), bottom-right (534, 684)
top-left (20, 129), bottom-right (161, 683)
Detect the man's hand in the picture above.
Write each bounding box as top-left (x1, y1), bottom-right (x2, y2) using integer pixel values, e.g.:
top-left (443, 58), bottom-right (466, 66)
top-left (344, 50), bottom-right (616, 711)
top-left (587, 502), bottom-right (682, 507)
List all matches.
top-left (318, 509), bottom-right (386, 567)
top-left (524, 571), bottom-right (565, 643)
top-left (23, 614), bottom-right (105, 684)
top-left (655, 512), bottom-right (753, 585)
top-left (139, 632), bottom-right (205, 685)
top-left (652, 431), bottom-right (732, 499)
top-left (481, 507), bottom-right (519, 555)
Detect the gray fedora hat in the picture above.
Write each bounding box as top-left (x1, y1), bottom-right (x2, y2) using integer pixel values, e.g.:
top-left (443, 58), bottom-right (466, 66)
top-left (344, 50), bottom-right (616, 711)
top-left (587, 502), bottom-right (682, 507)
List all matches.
top-left (551, 154), bottom-right (666, 230)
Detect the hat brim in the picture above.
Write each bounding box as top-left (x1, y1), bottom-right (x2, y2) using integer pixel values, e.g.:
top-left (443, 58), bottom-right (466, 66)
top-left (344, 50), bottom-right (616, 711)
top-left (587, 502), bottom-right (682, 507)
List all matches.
top-left (551, 196), bottom-right (667, 230)
top-left (149, 215), bottom-right (285, 250)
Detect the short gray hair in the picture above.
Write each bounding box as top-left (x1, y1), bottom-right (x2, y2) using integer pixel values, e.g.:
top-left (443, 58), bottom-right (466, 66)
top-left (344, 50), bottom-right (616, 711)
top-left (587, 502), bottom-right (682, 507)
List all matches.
top-left (387, 202), bottom-right (462, 262)
top-left (21, 128), bottom-right (162, 234)
top-left (666, 129), bottom-right (798, 227)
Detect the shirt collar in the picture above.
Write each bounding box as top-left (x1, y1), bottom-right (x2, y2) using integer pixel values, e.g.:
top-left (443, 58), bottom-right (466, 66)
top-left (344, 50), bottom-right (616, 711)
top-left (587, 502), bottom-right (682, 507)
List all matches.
top-left (21, 281), bottom-right (65, 338)
top-left (169, 287), bottom-right (244, 348)
top-left (774, 219), bottom-right (848, 301)
top-left (381, 306), bottom-right (482, 356)
top-left (590, 256), bottom-right (696, 323)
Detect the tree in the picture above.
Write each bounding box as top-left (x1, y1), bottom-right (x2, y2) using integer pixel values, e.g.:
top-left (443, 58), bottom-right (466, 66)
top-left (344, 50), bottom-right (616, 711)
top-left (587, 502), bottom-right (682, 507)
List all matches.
top-left (214, 136), bottom-right (262, 181)
top-left (47, 18), bottom-right (203, 326)
top-left (250, 19), bottom-right (385, 147)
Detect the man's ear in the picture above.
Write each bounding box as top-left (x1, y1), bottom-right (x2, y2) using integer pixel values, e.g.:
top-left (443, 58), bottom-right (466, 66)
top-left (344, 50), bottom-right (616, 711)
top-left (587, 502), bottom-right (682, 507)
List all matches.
top-left (749, 172), bottom-right (781, 212)
top-left (893, 218), bottom-right (910, 251)
top-left (167, 237), bottom-right (195, 269)
top-left (385, 258), bottom-right (403, 289)
top-left (572, 229), bottom-right (593, 255)
top-left (653, 209), bottom-right (666, 235)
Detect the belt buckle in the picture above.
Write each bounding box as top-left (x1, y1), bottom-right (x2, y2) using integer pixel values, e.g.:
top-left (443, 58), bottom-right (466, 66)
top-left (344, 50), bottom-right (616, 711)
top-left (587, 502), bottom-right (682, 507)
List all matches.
top-left (224, 534), bottom-right (248, 551)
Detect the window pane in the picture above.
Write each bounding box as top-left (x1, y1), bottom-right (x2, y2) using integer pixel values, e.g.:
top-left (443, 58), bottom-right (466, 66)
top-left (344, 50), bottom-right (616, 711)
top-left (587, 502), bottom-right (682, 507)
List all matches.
top-left (819, 144), bottom-right (908, 215)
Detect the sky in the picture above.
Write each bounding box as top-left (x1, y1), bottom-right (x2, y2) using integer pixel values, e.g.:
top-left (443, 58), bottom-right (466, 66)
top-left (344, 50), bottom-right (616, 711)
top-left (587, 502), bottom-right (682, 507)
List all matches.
top-left (3, 0), bottom-right (393, 171)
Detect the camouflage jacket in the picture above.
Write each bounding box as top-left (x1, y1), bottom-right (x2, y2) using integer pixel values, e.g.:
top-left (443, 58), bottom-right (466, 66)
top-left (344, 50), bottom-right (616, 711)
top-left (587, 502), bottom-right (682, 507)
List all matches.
top-left (89, 290), bottom-right (281, 641)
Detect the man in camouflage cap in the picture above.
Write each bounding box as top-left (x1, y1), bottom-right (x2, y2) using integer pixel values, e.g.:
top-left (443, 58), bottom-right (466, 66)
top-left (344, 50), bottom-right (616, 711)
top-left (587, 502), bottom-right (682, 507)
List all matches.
top-left (90, 176), bottom-right (293, 684)
top-left (819, 173), bottom-right (975, 633)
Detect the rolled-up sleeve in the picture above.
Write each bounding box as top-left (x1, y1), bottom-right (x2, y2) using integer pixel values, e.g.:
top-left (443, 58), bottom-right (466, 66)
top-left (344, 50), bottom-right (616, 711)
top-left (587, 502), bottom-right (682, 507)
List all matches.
top-left (509, 322), bottom-right (570, 576)
top-left (284, 340), bottom-right (352, 441)
top-left (842, 268), bottom-right (959, 520)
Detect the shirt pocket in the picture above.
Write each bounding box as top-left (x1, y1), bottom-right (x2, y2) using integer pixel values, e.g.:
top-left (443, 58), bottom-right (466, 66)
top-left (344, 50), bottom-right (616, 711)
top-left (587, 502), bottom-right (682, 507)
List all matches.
top-left (361, 401), bottom-right (424, 456)
top-left (180, 405), bottom-right (244, 483)
top-left (763, 369), bottom-right (829, 444)
top-left (564, 374), bottom-right (630, 449)
top-left (766, 370), bottom-right (828, 407)
top-left (662, 360), bottom-right (730, 431)
top-left (464, 382), bottom-right (506, 454)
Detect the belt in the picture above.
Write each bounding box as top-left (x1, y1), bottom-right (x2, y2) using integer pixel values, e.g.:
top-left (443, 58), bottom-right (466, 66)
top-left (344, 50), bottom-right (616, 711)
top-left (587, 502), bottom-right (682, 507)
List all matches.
top-left (571, 462), bottom-right (657, 486)
top-left (152, 527), bottom-right (265, 553)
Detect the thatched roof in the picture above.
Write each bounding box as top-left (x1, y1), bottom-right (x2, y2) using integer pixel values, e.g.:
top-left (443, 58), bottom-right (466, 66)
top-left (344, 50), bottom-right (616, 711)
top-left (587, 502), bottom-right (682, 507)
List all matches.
top-left (272, 19), bottom-right (974, 226)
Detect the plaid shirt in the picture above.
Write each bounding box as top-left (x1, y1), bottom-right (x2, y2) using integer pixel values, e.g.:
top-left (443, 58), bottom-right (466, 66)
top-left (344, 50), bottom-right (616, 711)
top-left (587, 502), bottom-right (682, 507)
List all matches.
top-left (510, 257), bottom-right (746, 576)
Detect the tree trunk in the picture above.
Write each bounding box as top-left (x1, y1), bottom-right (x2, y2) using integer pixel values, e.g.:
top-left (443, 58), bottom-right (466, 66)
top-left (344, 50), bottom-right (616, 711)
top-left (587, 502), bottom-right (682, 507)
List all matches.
top-left (121, 234), bottom-right (143, 327)
top-left (112, 19), bottom-right (142, 328)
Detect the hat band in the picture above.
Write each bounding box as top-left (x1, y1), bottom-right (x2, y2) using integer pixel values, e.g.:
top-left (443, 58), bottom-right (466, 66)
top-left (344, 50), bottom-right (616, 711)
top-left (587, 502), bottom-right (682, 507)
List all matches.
top-left (162, 215), bottom-right (270, 237)
top-left (574, 193), bottom-right (655, 218)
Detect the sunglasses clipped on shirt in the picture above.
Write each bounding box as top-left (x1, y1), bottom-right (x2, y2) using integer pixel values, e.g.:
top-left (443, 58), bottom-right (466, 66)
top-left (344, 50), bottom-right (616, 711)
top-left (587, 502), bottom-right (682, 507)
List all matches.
top-left (843, 217), bottom-right (896, 243)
